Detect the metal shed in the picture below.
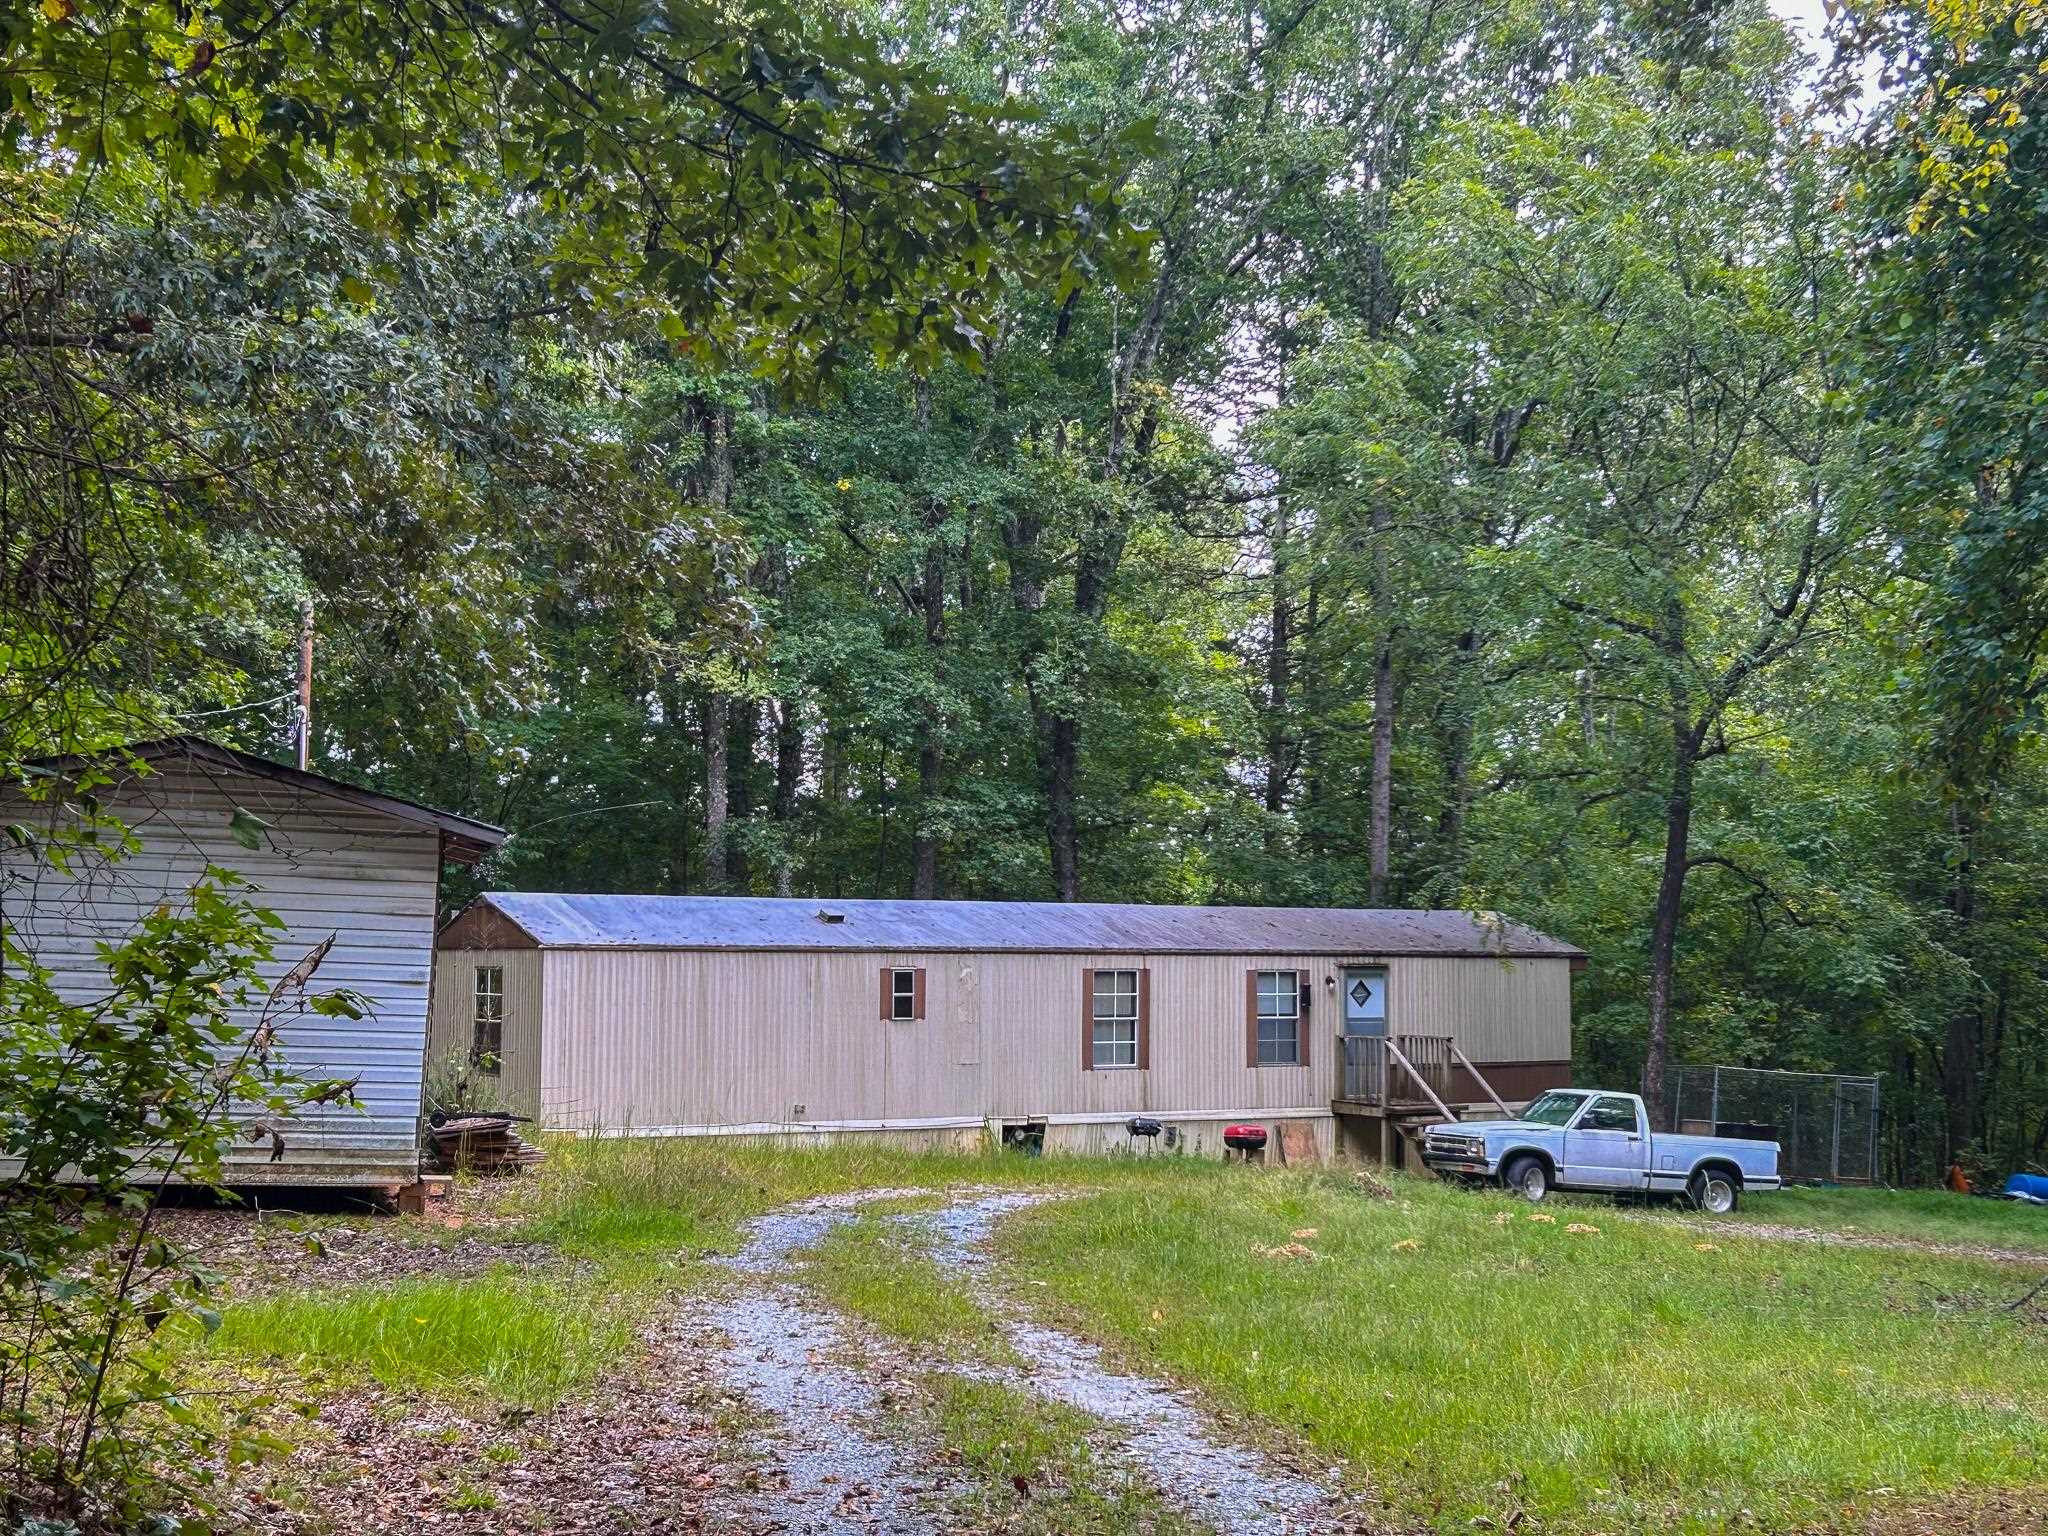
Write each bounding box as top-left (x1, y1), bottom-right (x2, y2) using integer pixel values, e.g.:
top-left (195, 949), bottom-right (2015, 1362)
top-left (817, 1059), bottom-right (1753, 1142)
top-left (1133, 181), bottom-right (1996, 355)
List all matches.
top-left (3, 737), bottom-right (506, 1186)
top-left (432, 894), bottom-right (1585, 1160)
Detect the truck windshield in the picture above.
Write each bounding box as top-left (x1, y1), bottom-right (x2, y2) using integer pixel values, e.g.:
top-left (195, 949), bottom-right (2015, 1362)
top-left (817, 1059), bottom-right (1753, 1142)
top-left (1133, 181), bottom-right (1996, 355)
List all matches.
top-left (1520, 1091), bottom-right (1589, 1126)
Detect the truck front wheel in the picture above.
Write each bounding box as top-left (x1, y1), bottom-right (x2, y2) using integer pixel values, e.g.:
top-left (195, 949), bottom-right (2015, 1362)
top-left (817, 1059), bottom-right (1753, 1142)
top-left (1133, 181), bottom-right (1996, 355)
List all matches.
top-left (1688, 1168), bottom-right (1740, 1215)
top-left (1502, 1154), bottom-right (1550, 1203)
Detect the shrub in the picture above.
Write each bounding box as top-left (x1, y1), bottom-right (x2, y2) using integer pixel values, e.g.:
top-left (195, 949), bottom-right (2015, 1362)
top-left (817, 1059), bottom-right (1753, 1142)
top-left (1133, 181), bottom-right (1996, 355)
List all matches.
top-left (0, 856), bottom-right (364, 1530)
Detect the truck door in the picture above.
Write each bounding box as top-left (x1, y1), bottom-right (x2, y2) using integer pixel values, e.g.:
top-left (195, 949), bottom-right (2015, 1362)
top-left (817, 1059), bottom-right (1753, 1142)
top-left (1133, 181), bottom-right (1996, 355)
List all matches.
top-left (1563, 1095), bottom-right (1647, 1189)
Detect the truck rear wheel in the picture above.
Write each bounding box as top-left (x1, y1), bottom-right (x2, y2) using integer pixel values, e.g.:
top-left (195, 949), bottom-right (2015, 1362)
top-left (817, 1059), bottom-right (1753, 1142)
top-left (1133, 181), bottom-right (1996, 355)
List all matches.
top-left (1502, 1154), bottom-right (1550, 1203)
top-left (1688, 1168), bottom-right (1740, 1215)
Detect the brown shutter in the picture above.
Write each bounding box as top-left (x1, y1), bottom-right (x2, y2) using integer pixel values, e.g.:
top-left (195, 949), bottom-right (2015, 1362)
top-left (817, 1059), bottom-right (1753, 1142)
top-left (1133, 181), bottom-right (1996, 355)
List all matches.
top-left (1298, 972), bottom-right (1311, 1070)
top-left (1081, 968), bottom-right (1096, 1071)
top-left (1137, 968), bottom-right (1152, 1071)
top-left (880, 966), bottom-right (892, 1021)
top-left (1246, 969), bottom-right (1260, 1068)
top-left (913, 967), bottom-right (927, 1021)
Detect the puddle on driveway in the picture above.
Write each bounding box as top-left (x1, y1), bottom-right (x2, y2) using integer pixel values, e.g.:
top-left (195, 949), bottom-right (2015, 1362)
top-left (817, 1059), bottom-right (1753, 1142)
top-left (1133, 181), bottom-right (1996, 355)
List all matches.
top-left (700, 1186), bottom-right (1349, 1536)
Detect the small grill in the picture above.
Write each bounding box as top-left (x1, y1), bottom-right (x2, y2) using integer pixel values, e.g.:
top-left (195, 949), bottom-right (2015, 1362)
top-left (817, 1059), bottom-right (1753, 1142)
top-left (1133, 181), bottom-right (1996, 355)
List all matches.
top-left (1223, 1123), bottom-right (1268, 1156)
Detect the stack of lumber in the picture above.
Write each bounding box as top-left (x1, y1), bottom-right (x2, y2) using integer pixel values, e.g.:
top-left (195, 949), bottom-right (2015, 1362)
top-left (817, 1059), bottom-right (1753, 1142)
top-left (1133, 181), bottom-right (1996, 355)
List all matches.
top-left (428, 1113), bottom-right (545, 1174)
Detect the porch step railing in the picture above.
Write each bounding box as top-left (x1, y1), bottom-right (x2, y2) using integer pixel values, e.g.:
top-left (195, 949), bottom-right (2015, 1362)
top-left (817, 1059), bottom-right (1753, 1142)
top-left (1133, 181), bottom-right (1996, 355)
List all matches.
top-left (1340, 1033), bottom-right (1508, 1122)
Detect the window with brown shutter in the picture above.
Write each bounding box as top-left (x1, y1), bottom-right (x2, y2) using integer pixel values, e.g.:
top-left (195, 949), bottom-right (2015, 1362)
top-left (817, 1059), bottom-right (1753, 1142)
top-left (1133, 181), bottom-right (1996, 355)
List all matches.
top-left (1087, 967), bottom-right (1148, 1069)
top-left (882, 967), bottom-right (923, 1021)
top-left (1251, 969), bottom-right (1302, 1066)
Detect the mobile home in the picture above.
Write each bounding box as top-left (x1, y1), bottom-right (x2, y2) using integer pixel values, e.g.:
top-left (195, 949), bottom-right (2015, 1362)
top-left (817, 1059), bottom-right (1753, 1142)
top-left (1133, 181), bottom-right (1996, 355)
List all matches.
top-left (431, 894), bottom-right (1583, 1161)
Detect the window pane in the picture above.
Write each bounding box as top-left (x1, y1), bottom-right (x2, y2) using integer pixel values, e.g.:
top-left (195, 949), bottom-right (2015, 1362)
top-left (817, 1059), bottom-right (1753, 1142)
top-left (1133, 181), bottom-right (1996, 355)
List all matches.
top-left (1092, 1017), bottom-right (1137, 1068)
top-left (1094, 970), bottom-right (1138, 1019)
top-left (1584, 1096), bottom-right (1638, 1132)
top-left (1258, 970), bottom-right (1296, 1019)
top-left (1257, 1014), bottom-right (1300, 1066)
top-left (1346, 971), bottom-right (1386, 1019)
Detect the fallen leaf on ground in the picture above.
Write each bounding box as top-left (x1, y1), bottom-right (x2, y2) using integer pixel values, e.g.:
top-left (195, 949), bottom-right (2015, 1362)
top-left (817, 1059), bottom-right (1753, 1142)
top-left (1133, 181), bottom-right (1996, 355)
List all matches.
top-left (1251, 1241), bottom-right (1318, 1260)
top-left (1694, 1242), bottom-right (1720, 1252)
top-left (1492, 1211), bottom-right (1513, 1226)
top-left (1566, 1223), bottom-right (1601, 1235)
top-left (1391, 1238), bottom-right (1421, 1253)
top-left (1291, 1228), bottom-right (1319, 1239)
top-left (1526, 1213), bottom-right (1556, 1224)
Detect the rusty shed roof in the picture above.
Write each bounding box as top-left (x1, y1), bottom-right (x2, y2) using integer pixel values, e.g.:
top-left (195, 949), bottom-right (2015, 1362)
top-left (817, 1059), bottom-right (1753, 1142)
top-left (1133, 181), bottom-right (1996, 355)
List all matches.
top-left (449, 893), bottom-right (1582, 957)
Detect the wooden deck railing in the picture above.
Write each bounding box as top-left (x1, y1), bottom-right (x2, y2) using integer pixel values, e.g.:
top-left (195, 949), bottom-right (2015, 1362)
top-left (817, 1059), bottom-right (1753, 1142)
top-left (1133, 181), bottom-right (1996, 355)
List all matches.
top-left (1340, 1033), bottom-right (1457, 1116)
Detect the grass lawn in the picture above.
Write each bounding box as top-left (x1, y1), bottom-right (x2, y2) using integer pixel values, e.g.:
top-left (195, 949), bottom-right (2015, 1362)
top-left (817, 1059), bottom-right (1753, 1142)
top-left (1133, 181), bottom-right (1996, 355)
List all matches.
top-left (1719, 1183), bottom-right (2048, 1254)
top-left (999, 1169), bottom-right (2048, 1533)
top-left (201, 1142), bottom-right (2048, 1532)
top-left (207, 1268), bottom-right (638, 1408)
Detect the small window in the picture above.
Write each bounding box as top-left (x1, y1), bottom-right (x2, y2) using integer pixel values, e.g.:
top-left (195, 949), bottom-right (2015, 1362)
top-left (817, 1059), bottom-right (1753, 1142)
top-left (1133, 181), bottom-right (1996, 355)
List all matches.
top-left (1580, 1096), bottom-right (1639, 1133)
top-left (1091, 969), bottom-right (1140, 1069)
top-left (890, 967), bottom-right (917, 1021)
top-left (1256, 970), bottom-right (1300, 1066)
top-left (472, 965), bottom-right (504, 1073)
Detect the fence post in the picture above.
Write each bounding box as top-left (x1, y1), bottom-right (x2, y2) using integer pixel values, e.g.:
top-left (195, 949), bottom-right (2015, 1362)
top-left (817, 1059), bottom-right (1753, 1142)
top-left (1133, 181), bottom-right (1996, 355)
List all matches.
top-left (1830, 1080), bottom-right (1842, 1181)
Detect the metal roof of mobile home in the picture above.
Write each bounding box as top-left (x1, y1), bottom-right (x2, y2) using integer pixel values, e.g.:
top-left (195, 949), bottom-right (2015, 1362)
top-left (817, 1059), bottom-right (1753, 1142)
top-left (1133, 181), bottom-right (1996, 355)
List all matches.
top-left (451, 893), bottom-right (1583, 957)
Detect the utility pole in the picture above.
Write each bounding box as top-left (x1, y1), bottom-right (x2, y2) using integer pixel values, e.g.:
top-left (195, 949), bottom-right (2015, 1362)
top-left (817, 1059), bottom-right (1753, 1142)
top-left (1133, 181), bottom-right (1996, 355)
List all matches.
top-left (296, 596), bottom-right (314, 770)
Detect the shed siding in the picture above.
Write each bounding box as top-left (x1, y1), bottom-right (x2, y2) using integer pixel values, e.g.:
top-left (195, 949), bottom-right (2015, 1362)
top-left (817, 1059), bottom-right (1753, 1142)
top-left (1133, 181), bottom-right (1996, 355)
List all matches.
top-left (2, 764), bottom-right (441, 1182)
top-left (525, 947), bottom-right (1568, 1138)
top-left (425, 948), bottom-right (544, 1119)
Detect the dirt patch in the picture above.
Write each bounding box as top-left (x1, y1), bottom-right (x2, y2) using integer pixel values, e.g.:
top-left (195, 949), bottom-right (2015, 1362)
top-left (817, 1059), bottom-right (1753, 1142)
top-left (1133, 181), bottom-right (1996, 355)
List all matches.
top-left (158, 1204), bottom-right (563, 1296)
top-left (226, 1308), bottom-right (768, 1535)
top-left (1847, 1488), bottom-right (2048, 1534)
top-left (1698, 1218), bottom-right (2048, 1270)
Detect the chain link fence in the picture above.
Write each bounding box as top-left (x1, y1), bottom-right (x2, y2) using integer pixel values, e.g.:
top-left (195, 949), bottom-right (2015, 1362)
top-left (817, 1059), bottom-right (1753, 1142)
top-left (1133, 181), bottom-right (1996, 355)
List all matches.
top-left (1657, 1065), bottom-right (1881, 1184)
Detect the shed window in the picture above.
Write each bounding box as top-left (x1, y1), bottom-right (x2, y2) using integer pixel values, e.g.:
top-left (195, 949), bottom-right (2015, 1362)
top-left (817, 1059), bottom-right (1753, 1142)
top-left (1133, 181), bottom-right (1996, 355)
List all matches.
top-left (1091, 969), bottom-right (1140, 1069)
top-left (1254, 970), bottom-right (1301, 1066)
top-left (879, 965), bottom-right (926, 1020)
top-left (472, 965), bottom-right (504, 1073)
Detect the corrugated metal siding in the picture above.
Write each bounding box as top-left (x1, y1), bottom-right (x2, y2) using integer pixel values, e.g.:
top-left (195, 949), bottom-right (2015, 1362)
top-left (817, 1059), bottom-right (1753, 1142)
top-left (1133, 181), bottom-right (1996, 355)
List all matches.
top-left (426, 948), bottom-right (543, 1119)
top-left (528, 949), bottom-right (1569, 1135)
top-left (1387, 955), bottom-right (1574, 1063)
top-left (1, 764), bottom-right (441, 1182)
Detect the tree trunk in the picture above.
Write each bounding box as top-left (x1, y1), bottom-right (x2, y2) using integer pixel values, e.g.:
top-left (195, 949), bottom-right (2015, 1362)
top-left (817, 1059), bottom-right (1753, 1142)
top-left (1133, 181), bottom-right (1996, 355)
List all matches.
top-left (728, 698), bottom-right (757, 893)
top-left (821, 727), bottom-right (846, 900)
top-left (1642, 600), bottom-right (1698, 1130)
top-left (1264, 499), bottom-right (1293, 886)
top-left (1368, 644), bottom-right (1394, 903)
top-left (911, 378), bottom-right (946, 901)
top-left (1942, 800), bottom-right (1983, 1160)
top-left (773, 699), bottom-right (802, 897)
top-left (1641, 740), bottom-right (1695, 1129)
top-left (702, 693), bottom-right (729, 892)
top-left (1434, 630), bottom-right (1480, 887)
top-left (1043, 715), bottom-right (1082, 900)
top-left (1367, 501), bottom-right (1395, 904)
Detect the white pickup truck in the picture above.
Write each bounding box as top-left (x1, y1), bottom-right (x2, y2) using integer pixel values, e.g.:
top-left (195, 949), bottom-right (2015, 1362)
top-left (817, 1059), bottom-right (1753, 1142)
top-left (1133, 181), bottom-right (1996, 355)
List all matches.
top-left (1417, 1088), bottom-right (1782, 1212)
